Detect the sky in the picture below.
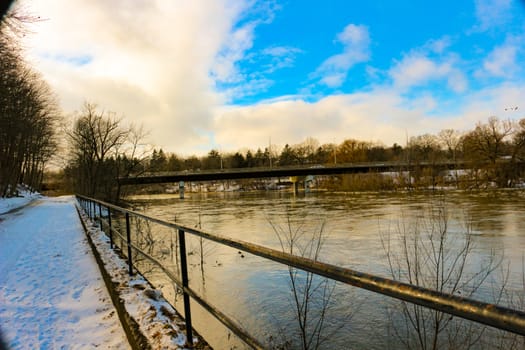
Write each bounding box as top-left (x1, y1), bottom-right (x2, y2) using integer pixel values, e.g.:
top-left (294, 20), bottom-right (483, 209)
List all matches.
top-left (15, 0), bottom-right (525, 156)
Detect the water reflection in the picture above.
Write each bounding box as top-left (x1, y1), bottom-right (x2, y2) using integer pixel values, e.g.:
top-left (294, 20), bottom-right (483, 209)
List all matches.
top-left (127, 190), bottom-right (525, 349)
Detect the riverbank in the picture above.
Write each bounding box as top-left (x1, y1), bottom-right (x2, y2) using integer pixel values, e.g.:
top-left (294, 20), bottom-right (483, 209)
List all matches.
top-left (0, 195), bottom-right (203, 349)
top-left (0, 186), bottom-right (41, 214)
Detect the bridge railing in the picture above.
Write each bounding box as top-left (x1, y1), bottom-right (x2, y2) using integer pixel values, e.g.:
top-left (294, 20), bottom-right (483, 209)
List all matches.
top-left (76, 194), bottom-right (525, 349)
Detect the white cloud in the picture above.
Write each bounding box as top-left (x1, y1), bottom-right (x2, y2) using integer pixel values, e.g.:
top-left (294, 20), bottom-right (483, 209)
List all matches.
top-left (262, 46), bottom-right (298, 57)
top-left (388, 39), bottom-right (467, 94)
top-left (19, 0), bottom-right (263, 155)
top-left (260, 45), bottom-right (302, 73)
top-left (212, 22), bottom-right (256, 83)
top-left (447, 70), bottom-right (468, 93)
top-left (212, 92), bottom-right (407, 151)
top-left (220, 77), bottom-right (274, 101)
top-left (390, 55), bottom-right (442, 88)
top-left (472, 0), bottom-right (513, 32)
top-left (479, 42), bottom-right (519, 78)
top-left (212, 83), bottom-right (525, 153)
top-left (312, 24), bottom-right (370, 88)
top-left (424, 36), bottom-right (452, 54)
top-left (15, 0), bottom-right (525, 158)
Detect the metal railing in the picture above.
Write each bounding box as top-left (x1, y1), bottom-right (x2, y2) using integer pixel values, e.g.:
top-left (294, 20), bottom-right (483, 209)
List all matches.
top-left (76, 194), bottom-right (525, 349)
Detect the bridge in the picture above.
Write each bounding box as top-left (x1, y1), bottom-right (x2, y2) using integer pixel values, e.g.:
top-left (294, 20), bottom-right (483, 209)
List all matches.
top-left (118, 160), bottom-right (466, 186)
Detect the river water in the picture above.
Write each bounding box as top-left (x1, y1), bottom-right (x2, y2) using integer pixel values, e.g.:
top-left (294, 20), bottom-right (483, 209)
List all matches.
top-left (127, 189), bottom-right (525, 349)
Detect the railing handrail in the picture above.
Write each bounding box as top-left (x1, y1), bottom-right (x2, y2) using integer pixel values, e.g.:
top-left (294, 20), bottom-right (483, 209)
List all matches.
top-left (76, 194), bottom-right (525, 348)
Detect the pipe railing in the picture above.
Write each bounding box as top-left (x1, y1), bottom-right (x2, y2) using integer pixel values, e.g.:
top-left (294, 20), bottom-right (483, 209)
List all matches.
top-left (76, 194), bottom-right (525, 349)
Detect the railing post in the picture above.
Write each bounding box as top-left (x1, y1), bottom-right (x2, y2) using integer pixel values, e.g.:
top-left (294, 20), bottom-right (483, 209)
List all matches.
top-left (125, 212), bottom-right (133, 276)
top-left (108, 206), bottom-right (113, 249)
top-left (178, 229), bottom-right (194, 347)
top-left (98, 202), bottom-right (102, 228)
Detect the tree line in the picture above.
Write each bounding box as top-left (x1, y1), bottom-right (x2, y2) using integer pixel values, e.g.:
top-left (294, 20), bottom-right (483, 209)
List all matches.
top-left (143, 117), bottom-right (523, 173)
top-left (0, 11), bottom-right (59, 197)
top-left (65, 98), bottom-right (525, 201)
top-left (145, 116), bottom-right (525, 184)
top-left (64, 102), bottom-right (149, 201)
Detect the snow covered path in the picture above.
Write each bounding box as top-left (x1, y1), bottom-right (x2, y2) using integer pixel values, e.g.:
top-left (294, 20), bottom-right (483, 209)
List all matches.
top-left (0, 196), bottom-right (130, 349)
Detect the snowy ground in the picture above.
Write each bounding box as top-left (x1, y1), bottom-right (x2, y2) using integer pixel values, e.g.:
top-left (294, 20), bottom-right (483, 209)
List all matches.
top-left (0, 186), bottom-right (42, 215)
top-left (0, 196), bottom-right (130, 349)
top-left (78, 205), bottom-right (201, 349)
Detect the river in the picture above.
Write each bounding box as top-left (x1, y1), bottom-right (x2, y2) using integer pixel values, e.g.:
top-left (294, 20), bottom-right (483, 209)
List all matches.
top-left (126, 189), bottom-right (525, 349)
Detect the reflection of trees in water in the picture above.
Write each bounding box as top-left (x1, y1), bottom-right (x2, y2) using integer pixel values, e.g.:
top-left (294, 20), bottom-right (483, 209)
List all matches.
top-left (268, 213), bottom-right (353, 350)
top-left (183, 211), bottom-right (219, 295)
top-left (452, 192), bottom-right (525, 257)
top-left (378, 201), bottom-right (525, 349)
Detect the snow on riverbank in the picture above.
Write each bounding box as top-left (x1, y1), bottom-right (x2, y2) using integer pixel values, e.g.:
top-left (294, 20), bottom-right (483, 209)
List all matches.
top-left (0, 196), bottom-right (130, 349)
top-left (0, 186), bottom-right (42, 214)
top-left (77, 205), bottom-right (205, 349)
top-left (0, 193), bottom-right (208, 349)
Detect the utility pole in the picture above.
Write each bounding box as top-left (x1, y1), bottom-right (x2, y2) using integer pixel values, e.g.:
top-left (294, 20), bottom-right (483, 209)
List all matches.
top-left (269, 137), bottom-right (272, 168)
top-left (333, 139), bottom-right (337, 165)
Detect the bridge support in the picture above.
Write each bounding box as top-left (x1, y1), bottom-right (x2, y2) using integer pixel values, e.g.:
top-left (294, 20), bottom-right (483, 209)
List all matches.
top-left (305, 175), bottom-right (314, 193)
top-left (290, 176), bottom-right (299, 195)
top-left (179, 181), bottom-right (185, 199)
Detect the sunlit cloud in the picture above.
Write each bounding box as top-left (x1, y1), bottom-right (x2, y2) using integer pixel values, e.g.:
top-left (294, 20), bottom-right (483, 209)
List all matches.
top-left (212, 81), bottom-right (525, 153)
top-left (311, 24), bottom-right (370, 88)
top-left (212, 22), bottom-right (256, 84)
top-left (20, 0), bottom-right (264, 154)
top-left (389, 53), bottom-right (467, 93)
top-left (15, 0), bottom-right (525, 157)
top-left (477, 39), bottom-right (521, 78)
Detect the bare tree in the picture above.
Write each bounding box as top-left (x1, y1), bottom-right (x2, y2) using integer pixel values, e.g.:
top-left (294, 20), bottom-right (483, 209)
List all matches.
top-left (114, 124), bottom-right (151, 199)
top-left (269, 215), bottom-right (347, 350)
top-left (461, 117), bottom-right (515, 187)
top-left (438, 129), bottom-right (463, 187)
top-left (67, 102), bottom-right (149, 200)
top-left (0, 18), bottom-right (59, 196)
top-left (464, 117), bottom-right (513, 164)
top-left (380, 203), bottom-right (501, 350)
top-left (337, 139), bottom-right (371, 163)
top-left (294, 137), bottom-right (320, 164)
top-left (511, 119), bottom-right (525, 160)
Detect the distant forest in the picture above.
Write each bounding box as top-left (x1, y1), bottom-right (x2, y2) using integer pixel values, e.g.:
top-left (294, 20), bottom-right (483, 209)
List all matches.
top-left (147, 117), bottom-right (525, 173)
top-left (61, 100), bottom-right (525, 201)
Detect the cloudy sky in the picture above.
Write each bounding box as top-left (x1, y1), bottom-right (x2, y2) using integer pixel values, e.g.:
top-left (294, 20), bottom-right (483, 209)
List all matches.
top-left (16, 0), bottom-right (525, 155)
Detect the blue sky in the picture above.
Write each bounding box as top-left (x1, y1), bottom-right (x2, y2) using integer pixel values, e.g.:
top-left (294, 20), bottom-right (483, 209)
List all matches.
top-left (226, 1), bottom-right (522, 104)
top-left (19, 0), bottom-right (525, 155)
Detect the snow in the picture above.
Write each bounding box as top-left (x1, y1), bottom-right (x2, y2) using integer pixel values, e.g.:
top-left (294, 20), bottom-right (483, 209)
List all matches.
top-left (78, 207), bottom-right (200, 349)
top-left (0, 194), bottom-right (205, 350)
top-left (0, 186), bottom-right (42, 214)
top-left (0, 196), bottom-right (130, 349)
